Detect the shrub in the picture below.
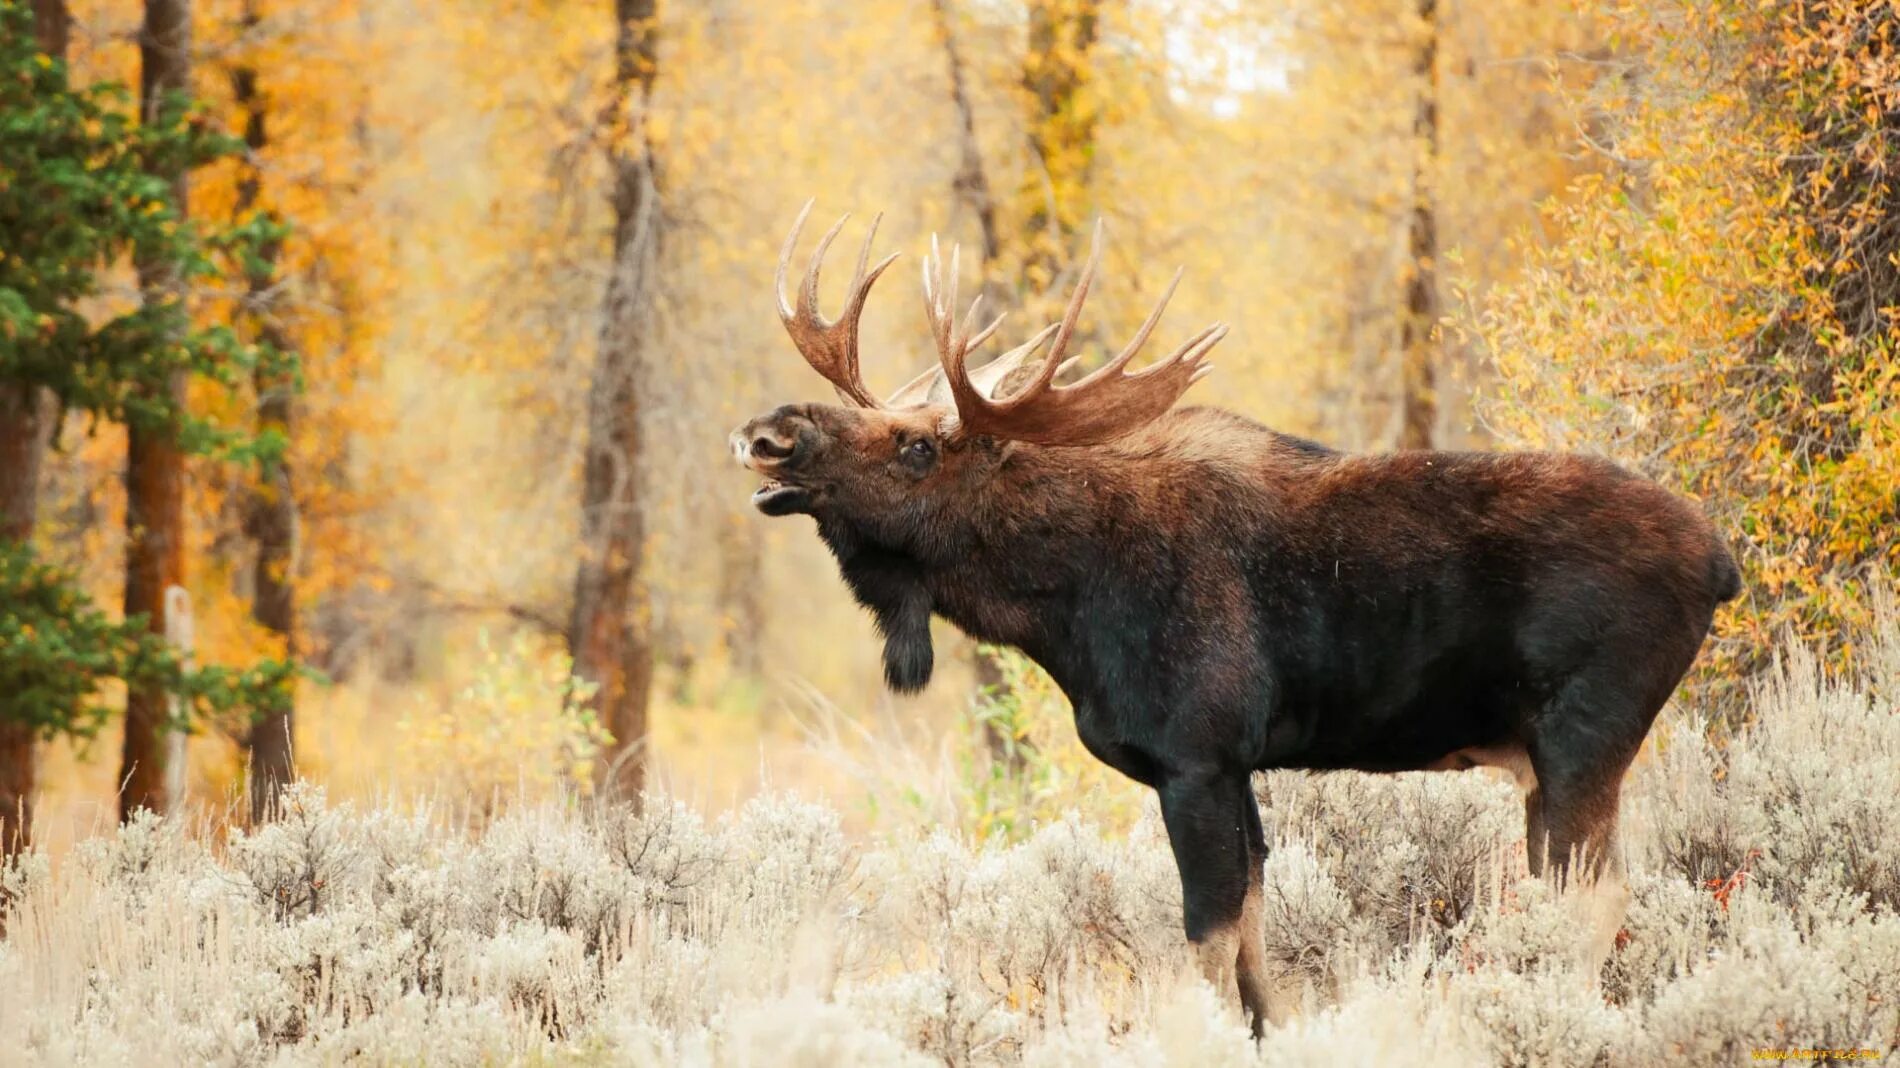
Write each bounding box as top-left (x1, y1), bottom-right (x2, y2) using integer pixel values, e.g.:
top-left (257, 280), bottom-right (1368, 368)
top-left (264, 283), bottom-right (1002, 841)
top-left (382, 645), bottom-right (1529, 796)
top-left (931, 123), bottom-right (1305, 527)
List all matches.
top-left (2, 601), bottom-right (1897, 1065)
top-left (393, 631), bottom-right (607, 808)
top-left (1629, 625), bottom-right (1900, 910)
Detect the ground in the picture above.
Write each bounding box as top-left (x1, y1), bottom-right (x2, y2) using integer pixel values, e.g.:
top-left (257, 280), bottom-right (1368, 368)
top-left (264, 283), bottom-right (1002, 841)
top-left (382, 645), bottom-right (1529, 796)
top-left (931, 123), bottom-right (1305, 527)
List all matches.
top-left (1, 617), bottom-right (1897, 1066)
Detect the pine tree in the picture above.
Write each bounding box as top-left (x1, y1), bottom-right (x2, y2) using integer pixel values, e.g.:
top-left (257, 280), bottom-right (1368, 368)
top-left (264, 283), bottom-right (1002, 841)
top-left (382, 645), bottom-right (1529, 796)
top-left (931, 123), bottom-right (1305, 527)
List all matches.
top-left (0, 0), bottom-right (297, 849)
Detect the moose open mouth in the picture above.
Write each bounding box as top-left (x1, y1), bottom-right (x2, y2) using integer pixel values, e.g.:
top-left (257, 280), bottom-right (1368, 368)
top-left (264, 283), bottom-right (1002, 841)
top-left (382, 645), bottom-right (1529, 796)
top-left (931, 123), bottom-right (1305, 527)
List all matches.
top-left (752, 478), bottom-right (811, 516)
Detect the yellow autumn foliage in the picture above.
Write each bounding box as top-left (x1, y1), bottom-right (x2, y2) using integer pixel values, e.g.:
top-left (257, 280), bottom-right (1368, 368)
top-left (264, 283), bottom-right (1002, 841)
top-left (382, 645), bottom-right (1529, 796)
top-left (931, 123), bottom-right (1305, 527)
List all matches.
top-left (393, 630), bottom-right (607, 809)
top-left (1476, 0), bottom-right (1900, 698)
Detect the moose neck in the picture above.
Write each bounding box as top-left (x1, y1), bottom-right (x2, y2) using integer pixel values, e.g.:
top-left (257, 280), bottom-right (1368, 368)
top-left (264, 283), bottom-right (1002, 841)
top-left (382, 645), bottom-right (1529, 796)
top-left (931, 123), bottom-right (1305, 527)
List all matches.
top-left (817, 440), bottom-right (1138, 689)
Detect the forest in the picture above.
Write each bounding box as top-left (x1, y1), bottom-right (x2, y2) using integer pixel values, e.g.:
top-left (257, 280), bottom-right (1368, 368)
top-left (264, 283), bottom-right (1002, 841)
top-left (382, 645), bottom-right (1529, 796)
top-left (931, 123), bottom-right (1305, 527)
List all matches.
top-left (1, 0), bottom-right (1897, 1063)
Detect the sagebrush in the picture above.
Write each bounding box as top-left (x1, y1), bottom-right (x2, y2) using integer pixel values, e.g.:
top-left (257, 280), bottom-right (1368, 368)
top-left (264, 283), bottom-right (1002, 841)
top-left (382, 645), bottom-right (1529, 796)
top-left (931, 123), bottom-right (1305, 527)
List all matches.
top-left (3, 608), bottom-right (1898, 1065)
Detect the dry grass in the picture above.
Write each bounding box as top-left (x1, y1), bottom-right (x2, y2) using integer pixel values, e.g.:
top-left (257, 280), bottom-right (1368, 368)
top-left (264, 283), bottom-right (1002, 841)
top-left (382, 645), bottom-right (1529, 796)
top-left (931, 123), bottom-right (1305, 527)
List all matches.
top-left (4, 609), bottom-right (1899, 1065)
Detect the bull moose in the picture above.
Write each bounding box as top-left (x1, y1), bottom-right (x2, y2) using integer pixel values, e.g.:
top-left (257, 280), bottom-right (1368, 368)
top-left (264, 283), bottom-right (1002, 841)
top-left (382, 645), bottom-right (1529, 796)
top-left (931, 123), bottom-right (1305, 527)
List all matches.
top-left (730, 204), bottom-right (1741, 1034)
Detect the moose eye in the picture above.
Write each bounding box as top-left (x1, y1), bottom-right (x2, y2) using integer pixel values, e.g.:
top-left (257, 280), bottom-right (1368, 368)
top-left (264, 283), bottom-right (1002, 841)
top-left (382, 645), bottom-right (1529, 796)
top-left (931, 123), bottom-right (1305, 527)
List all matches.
top-left (899, 437), bottom-right (937, 473)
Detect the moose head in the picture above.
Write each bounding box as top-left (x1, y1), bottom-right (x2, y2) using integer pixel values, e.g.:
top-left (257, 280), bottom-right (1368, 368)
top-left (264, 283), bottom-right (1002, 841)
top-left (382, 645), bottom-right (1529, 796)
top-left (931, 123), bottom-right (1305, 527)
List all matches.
top-left (731, 202), bottom-right (1225, 531)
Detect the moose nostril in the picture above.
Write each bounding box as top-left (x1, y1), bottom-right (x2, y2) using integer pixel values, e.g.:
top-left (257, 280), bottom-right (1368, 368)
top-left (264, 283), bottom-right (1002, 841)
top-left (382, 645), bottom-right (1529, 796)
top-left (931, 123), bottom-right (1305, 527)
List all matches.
top-left (751, 435), bottom-right (795, 460)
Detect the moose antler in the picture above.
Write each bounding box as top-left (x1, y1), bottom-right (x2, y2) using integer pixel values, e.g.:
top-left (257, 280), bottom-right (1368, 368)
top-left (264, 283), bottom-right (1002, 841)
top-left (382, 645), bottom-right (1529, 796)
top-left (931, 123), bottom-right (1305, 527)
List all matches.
top-left (922, 219), bottom-right (1226, 446)
top-left (775, 200), bottom-right (901, 408)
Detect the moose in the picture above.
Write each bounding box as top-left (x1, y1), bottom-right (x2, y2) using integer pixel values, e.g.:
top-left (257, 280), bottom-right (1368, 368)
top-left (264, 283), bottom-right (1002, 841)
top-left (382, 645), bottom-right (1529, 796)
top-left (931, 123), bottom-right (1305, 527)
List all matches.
top-left (731, 204), bottom-right (1741, 1034)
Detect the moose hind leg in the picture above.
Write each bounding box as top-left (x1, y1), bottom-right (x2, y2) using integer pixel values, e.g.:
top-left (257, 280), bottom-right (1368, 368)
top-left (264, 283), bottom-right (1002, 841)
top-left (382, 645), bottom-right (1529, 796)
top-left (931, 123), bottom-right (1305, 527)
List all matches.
top-left (1578, 819), bottom-right (1631, 976)
top-left (1236, 780), bottom-right (1287, 1035)
top-left (1158, 767), bottom-right (1274, 1035)
top-left (1524, 759), bottom-right (1633, 979)
top-left (1525, 672), bottom-right (1648, 977)
top-left (1529, 755), bottom-right (1627, 884)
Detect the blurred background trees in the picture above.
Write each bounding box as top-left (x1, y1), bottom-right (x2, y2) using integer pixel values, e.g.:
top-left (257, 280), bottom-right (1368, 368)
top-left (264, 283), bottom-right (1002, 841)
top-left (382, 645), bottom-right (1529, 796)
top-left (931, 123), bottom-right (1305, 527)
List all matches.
top-left (1, 0), bottom-right (1892, 843)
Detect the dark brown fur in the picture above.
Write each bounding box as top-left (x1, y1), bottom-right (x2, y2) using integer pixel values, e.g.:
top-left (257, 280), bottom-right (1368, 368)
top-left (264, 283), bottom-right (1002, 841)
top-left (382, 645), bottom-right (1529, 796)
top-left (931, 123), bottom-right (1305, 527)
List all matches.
top-left (733, 398), bottom-right (1739, 1035)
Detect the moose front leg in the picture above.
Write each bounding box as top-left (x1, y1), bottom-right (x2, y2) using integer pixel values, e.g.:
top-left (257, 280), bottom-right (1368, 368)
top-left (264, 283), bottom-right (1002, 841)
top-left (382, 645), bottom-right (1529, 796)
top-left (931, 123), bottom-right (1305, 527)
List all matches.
top-left (1158, 766), bottom-right (1278, 1037)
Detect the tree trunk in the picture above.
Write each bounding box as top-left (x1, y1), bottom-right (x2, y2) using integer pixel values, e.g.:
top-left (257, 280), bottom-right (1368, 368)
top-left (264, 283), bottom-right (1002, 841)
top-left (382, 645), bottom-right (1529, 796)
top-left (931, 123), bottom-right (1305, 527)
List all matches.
top-left (931, 0), bottom-right (1002, 276)
top-left (121, 0), bottom-right (192, 821)
top-left (233, 5), bottom-right (298, 823)
top-left (2, 1), bottom-right (71, 856)
top-left (1397, 0), bottom-right (1441, 451)
top-left (30, 0), bottom-right (68, 57)
top-left (573, 0), bottom-right (659, 802)
top-left (0, 381), bottom-right (49, 855)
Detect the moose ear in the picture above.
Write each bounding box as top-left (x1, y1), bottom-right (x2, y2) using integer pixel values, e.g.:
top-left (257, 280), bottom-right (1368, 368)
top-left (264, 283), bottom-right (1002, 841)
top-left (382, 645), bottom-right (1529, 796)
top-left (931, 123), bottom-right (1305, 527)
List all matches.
top-left (974, 347), bottom-right (1076, 401)
top-left (884, 363), bottom-right (951, 408)
top-left (883, 349), bottom-right (1081, 409)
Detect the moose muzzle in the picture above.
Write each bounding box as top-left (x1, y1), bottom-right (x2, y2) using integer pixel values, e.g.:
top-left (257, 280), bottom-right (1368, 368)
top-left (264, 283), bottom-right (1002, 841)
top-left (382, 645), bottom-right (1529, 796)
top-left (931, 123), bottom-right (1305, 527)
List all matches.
top-left (730, 410), bottom-right (815, 516)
